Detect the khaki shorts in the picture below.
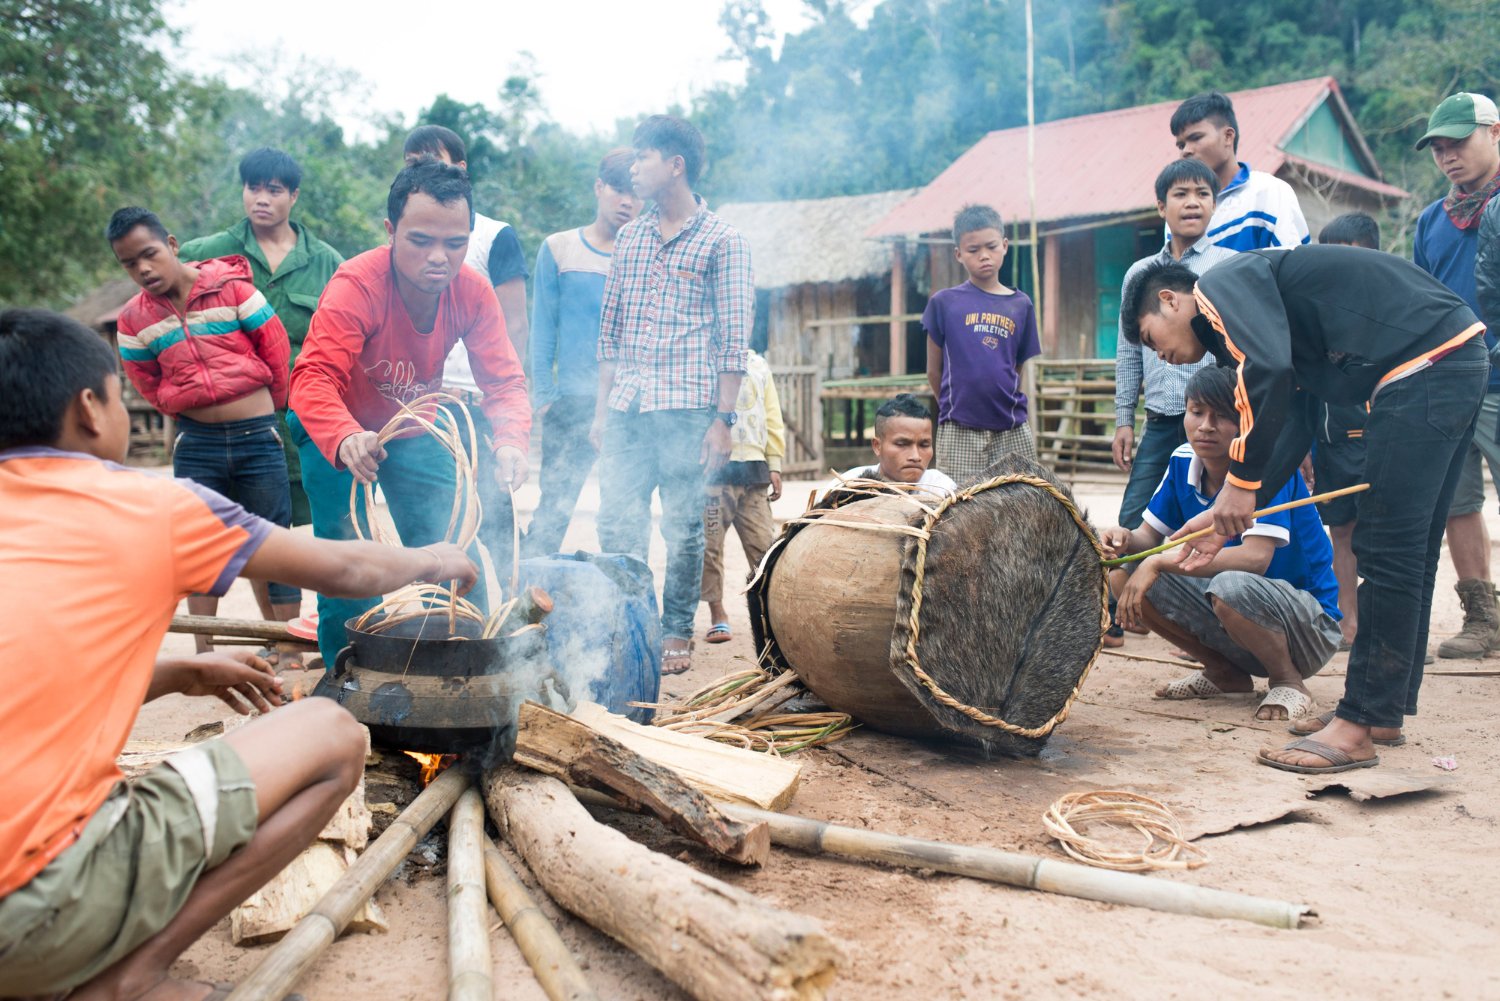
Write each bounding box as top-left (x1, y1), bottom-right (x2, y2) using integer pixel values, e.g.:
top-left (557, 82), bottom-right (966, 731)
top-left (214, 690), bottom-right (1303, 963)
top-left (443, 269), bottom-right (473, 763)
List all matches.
top-left (0, 740), bottom-right (258, 995)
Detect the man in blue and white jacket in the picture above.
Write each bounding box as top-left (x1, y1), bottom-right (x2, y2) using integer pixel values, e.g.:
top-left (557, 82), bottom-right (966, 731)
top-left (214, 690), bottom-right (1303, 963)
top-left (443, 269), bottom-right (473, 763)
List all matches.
top-left (1170, 91), bottom-right (1310, 252)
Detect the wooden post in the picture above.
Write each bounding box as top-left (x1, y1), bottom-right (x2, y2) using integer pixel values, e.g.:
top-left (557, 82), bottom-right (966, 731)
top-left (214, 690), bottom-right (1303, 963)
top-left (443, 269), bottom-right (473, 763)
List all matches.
top-left (889, 240), bottom-right (906, 376)
top-left (482, 837), bottom-right (600, 1001)
top-left (227, 768), bottom-right (470, 1001)
top-left (483, 768), bottom-right (839, 1001)
top-left (447, 788), bottom-right (493, 1001)
top-left (1043, 232), bottom-right (1062, 357)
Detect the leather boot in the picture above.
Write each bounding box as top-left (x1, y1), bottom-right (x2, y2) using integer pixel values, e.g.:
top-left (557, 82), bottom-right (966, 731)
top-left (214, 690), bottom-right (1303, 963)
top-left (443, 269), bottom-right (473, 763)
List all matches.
top-left (1437, 578), bottom-right (1500, 659)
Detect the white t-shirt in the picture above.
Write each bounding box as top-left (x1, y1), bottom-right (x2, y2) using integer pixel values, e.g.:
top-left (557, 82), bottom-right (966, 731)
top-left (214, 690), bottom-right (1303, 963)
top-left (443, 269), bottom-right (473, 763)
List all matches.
top-left (840, 465), bottom-right (958, 497)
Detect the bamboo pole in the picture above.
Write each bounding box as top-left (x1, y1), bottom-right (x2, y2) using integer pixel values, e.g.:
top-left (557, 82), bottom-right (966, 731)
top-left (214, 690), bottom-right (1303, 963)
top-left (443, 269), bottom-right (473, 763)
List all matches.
top-left (448, 788), bottom-right (493, 1001)
top-left (482, 836), bottom-right (600, 1001)
top-left (170, 614), bottom-right (297, 642)
top-left (721, 803), bottom-right (1310, 930)
top-left (227, 767), bottom-right (470, 1001)
top-left (1102, 483), bottom-right (1370, 567)
top-left (570, 788), bottom-right (1311, 930)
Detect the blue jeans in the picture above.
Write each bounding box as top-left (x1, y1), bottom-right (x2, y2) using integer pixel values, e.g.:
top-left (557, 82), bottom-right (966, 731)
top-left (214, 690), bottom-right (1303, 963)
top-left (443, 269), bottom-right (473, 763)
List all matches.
top-left (596, 405), bottom-right (714, 641)
top-left (1340, 342), bottom-right (1489, 728)
top-left (1118, 413), bottom-right (1187, 529)
top-left (173, 413), bottom-right (297, 604)
top-left (288, 411), bottom-right (489, 665)
top-left (522, 396), bottom-right (598, 559)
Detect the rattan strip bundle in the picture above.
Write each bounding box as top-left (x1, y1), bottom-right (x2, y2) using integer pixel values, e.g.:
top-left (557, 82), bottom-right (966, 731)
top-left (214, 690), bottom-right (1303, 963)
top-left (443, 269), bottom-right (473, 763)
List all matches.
top-left (1041, 790), bottom-right (1209, 872)
top-left (634, 665), bottom-right (855, 755)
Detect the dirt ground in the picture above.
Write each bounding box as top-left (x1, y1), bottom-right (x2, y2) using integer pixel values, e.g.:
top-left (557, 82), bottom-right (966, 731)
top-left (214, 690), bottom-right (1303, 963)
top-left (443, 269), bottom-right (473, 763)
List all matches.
top-left (133, 467), bottom-right (1500, 1000)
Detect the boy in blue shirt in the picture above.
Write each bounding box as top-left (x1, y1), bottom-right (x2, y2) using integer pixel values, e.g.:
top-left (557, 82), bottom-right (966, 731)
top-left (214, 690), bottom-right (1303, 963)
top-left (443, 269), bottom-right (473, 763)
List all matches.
top-left (1101, 366), bottom-right (1341, 722)
top-left (924, 204), bottom-right (1041, 482)
top-left (524, 149), bottom-right (640, 558)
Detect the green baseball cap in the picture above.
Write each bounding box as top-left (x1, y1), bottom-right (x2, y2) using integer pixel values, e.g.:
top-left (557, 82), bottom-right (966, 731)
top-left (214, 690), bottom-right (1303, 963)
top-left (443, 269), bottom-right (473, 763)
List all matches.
top-left (1415, 92), bottom-right (1500, 150)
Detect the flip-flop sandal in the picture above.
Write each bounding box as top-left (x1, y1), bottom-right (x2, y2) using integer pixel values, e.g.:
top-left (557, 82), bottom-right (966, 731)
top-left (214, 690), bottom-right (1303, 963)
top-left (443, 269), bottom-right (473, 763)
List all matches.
top-left (1154, 672), bottom-right (1229, 700)
top-left (286, 614), bottom-right (319, 642)
top-left (1289, 710), bottom-right (1407, 747)
top-left (661, 642), bottom-right (694, 676)
top-left (1256, 737), bottom-right (1379, 774)
top-left (1256, 686), bottom-right (1315, 721)
top-left (705, 622), bottom-right (733, 644)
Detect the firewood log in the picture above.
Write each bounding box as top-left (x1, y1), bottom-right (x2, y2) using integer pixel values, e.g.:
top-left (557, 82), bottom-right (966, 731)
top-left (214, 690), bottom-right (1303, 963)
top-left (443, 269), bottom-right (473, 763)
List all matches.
top-left (483, 768), bottom-right (839, 1001)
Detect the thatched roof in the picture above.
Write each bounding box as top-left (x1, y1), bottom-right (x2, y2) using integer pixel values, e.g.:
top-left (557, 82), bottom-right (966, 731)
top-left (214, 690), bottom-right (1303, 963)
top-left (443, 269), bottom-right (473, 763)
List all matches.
top-left (716, 189), bottom-right (918, 290)
top-left (65, 279), bottom-right (137, 329)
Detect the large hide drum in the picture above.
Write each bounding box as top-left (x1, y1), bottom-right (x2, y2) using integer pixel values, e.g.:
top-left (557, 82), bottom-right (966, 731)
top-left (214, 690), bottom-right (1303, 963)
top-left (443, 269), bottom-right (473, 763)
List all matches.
top-left (750, 455), bottom-right (1108, 756)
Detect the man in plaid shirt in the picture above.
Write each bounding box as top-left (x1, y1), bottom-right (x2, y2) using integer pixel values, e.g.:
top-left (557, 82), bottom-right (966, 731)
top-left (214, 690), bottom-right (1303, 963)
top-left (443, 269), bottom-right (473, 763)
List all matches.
top-left (591, 115), bottom-right (753, 675)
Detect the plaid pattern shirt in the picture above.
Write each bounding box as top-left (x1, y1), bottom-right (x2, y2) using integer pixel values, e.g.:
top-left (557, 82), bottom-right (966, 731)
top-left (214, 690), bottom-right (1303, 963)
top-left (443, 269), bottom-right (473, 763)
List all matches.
top-left (598, 198), bottom-right (752, 412)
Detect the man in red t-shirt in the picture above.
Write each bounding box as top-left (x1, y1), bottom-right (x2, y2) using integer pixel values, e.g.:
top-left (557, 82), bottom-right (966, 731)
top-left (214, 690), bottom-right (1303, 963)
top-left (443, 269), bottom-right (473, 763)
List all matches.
top-left (289, 159), bottom-right (531, 662)
top-left (0, 308), bottom-right (479, 998)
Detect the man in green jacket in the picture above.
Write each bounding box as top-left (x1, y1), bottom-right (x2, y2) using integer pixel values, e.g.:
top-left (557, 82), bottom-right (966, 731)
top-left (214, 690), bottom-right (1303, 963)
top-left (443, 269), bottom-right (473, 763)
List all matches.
top-left (181, 147), bottom-right (344, 533)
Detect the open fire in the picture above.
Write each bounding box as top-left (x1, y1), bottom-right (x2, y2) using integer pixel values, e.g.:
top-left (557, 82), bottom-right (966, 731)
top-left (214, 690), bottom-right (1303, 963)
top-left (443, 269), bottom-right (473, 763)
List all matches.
top-left (404, 751), bottom-right (457, 785)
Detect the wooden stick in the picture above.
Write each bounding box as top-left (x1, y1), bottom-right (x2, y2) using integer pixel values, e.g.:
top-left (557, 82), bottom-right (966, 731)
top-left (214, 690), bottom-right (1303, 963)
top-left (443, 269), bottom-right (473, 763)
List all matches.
top-left (570, 788), bottom-right (1312, 930)
top-left (448, 787), bottom-right (493, 1001)
top-left (1099, 649), bottom-right (1204, 668)
top-left (1102, 483), bottom-right (1370, 567)
top-left (482, 836), bottom-right (600, 1001)
top-left (483, 768), bottom-right (839, 1001)
top-left (513, 702), bottom-right (770, 865)
top-left (170, 614), bottom-right (295, 642)
top-left (507, 481), bottom-right (520, 598)
top-left (227, 768), bottom-right (470, 1001)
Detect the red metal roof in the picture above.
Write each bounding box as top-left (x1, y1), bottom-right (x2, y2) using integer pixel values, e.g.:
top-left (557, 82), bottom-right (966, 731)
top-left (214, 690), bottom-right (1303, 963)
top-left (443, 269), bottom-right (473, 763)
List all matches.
top-left (867, 77), bottom-right (1407, 239)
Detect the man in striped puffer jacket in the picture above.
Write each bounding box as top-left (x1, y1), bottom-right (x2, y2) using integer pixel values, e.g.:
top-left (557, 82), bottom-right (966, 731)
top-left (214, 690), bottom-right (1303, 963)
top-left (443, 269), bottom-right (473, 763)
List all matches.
top-left (108, 205), bottom-right (299, 645)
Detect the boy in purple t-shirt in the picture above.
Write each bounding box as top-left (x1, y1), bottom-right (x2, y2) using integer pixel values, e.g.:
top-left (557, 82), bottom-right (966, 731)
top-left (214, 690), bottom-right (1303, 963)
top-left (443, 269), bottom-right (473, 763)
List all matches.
top-left (924, 204), bottom-right (1042, 481)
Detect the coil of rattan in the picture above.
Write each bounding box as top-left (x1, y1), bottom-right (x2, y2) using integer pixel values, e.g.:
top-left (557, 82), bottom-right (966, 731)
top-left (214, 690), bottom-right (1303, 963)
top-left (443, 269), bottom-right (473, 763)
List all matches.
top-left (1042, 790), bottom-right (1208, 872)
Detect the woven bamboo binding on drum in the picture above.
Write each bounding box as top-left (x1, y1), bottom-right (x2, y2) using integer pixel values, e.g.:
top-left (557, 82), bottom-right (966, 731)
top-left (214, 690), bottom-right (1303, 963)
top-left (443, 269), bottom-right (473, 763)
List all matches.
top-left (897, 473), bottom-right (1112, 739)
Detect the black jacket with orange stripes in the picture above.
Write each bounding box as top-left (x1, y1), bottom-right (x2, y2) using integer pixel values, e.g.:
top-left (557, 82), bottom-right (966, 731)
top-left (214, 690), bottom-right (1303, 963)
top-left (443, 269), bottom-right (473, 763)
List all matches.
top-left (1190, 244), bottom-right (1482, 504)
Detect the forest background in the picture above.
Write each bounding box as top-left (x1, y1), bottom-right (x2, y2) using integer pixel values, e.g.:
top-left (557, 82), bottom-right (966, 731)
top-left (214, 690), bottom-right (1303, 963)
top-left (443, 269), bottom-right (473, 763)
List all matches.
top-left (3, 0), bottom-right (1497, 308)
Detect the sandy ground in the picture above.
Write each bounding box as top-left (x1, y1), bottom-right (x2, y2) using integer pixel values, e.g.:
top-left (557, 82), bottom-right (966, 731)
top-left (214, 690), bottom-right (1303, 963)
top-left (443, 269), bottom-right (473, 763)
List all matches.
top-left (132, 467), bottom-right (1500, 1000)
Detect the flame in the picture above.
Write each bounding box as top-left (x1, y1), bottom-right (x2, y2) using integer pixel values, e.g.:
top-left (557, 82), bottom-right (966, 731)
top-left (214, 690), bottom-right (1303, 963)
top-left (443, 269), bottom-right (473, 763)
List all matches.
top-left (404, 751), bottom-right (455, 785)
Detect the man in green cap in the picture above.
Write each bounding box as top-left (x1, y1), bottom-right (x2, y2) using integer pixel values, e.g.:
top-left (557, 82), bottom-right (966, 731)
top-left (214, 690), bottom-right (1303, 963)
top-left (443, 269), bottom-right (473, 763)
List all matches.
top-left (1413, 92), bottom-right (1500, 660)
top-left (181, 148), bottom-right (345, 540)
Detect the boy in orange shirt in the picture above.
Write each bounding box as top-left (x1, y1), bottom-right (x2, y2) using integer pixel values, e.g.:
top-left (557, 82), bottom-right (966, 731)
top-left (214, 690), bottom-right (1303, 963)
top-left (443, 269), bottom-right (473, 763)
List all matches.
top-left (0, 308), bottom-right (478, 1000)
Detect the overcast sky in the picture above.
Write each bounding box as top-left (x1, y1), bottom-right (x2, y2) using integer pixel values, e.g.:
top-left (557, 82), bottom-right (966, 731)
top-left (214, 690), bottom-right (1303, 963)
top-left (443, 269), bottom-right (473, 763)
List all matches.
top-left (165, 0), bottom-right (864, 138)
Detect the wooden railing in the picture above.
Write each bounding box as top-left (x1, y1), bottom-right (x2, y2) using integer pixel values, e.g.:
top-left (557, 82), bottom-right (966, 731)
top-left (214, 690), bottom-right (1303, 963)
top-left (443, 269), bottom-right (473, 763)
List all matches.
top-left (1033, 359), bottom-right (1118, 473)
top-left (770, 365), bottom-right (824, 476)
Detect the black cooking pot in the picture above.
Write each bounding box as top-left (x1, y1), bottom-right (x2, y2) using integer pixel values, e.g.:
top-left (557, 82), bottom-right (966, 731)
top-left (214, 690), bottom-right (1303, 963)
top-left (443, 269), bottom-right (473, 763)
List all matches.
top-left (311, 611), bottom-right (559, 761)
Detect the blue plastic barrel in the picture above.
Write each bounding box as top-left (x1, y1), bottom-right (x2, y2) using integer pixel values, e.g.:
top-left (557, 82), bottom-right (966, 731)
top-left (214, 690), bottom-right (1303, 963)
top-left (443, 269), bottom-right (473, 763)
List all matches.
top-left (518, 553), bottom-right (662, 723)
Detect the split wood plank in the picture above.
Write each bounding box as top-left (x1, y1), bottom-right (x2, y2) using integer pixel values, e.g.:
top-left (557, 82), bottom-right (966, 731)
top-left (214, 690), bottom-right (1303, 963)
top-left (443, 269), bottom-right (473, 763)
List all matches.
top-left (230, 842), bottom-right (387, 945)
top-left (568, 701), bottom-right (801, 811)
top-left (483, 768), bottom-right (839, 1001)
top-left (514, 702), bottom-right (769, 865)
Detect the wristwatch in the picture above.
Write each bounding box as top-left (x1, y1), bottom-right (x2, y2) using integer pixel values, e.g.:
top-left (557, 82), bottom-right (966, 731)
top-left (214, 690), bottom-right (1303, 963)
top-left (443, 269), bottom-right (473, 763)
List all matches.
top-left (715, 410), bottom-right (738, 427)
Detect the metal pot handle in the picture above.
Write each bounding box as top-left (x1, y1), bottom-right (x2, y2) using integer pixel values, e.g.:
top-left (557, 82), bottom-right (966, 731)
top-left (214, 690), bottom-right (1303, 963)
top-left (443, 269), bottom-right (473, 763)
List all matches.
top-left (331, 645), bottom-right (355, 680)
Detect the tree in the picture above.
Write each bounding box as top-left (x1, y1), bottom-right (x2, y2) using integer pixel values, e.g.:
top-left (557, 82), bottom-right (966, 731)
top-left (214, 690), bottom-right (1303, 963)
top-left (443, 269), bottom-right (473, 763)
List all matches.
top-left (0, 0), bottom-right (182, 305)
